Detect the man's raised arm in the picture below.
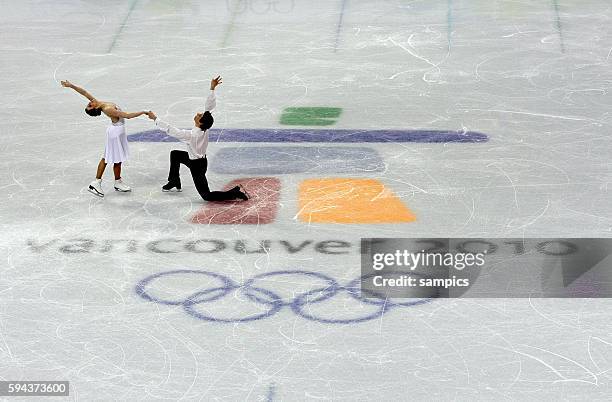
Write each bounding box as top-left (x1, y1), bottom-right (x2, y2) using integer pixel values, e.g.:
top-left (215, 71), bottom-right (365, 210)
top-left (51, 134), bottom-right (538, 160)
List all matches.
top-left (205, 75), bottom-right (222, 111)
top-left (61, 80), bottom-right (96, 101)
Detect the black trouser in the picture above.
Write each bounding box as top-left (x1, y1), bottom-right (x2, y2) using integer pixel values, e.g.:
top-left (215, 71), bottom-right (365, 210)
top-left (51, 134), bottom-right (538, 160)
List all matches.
top-left (168, 150), bottom-right (238, 201)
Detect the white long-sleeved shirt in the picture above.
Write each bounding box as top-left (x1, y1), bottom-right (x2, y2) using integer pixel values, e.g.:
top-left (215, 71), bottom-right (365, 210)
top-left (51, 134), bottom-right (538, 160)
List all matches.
top-left (154, 90), bottom-right (217, 159)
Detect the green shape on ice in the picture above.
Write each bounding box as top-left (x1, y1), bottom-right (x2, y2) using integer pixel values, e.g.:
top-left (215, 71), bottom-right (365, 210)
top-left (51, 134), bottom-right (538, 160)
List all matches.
top-left (280, 107), bottom-right (342, 126)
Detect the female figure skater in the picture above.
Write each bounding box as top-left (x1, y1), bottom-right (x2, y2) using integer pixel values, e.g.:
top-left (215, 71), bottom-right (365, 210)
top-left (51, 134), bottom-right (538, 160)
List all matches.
top-left (146, 76), bottom-right (248, 202)
top-left (61, 80), bottom-right (149, 197)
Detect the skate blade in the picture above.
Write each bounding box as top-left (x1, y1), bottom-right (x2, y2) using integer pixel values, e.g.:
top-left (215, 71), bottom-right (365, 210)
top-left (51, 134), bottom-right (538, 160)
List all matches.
top-left (88, 186), bottom-right (104, 198)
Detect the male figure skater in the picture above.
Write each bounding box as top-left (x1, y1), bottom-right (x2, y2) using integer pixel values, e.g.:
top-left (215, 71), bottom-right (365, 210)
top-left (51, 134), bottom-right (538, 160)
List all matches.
top-left (61, 80), bottom-right (149, 197)
top-left (146, 76), bottom-right (248, 201)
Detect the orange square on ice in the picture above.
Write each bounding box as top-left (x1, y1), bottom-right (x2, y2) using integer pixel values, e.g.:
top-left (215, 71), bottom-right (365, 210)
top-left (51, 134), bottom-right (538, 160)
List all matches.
top-left (298, 178), bottom-right (416, 223)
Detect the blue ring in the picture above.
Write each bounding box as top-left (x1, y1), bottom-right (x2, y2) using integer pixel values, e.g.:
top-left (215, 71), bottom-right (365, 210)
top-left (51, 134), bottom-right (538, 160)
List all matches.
top-left (292, 287), bottom-right (392, 324)
top-left (135, 269), bottom-right (235, 306)
top-left (242, 270), bottom-right (339, 306)
top-left (184, 286), bottom-right (283, 323)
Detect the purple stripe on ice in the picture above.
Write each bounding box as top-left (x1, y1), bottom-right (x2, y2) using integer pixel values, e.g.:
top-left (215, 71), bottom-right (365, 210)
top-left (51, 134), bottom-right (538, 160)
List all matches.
top-left (128, 128), bottom-right (488, 143)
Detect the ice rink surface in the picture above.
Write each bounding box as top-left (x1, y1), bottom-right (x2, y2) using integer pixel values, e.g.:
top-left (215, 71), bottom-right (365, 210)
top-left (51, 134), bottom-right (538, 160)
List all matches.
top-left (2, 0), bottom-right (612, 400)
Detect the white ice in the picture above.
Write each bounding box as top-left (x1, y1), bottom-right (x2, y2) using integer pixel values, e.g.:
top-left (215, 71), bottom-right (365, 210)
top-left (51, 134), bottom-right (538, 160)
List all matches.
top-left (1, 0), bottom-right (612, 400)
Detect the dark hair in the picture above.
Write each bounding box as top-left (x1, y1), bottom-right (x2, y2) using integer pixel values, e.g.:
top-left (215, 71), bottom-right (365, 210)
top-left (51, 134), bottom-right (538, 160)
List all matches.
top-left (198, 111), bottom-right (214, 130)
top-left (85, 107), bottom-right (102, 117)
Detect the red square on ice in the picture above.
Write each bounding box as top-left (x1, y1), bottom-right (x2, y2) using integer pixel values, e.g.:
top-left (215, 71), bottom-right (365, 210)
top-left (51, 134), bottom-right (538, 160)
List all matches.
top-left (191, 177), bottom-right (280, 224)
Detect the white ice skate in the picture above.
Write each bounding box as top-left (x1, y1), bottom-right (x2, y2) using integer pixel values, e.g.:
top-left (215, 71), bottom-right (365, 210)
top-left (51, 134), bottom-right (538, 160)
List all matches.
top-left (114, 179), bottom-right (132, 192)
top-left (88, 179), bottom-right (104, 198)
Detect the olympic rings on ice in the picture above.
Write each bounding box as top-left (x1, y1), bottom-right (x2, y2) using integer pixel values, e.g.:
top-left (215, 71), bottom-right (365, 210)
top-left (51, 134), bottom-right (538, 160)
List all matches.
top-left (135, 269), bottom-right (432, 324)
